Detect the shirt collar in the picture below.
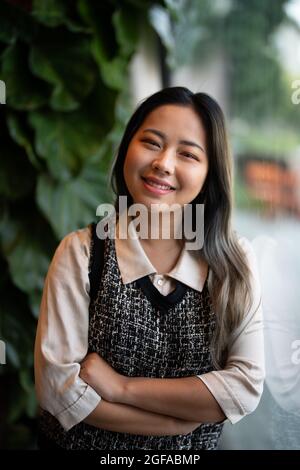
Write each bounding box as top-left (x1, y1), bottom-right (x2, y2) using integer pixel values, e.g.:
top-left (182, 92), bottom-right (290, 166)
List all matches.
top-left (114, 212), bottom-right (208, 293)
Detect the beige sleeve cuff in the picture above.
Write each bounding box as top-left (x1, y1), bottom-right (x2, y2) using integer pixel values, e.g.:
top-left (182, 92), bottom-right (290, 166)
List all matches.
top-left (55, 384), bottom-right (102, 431)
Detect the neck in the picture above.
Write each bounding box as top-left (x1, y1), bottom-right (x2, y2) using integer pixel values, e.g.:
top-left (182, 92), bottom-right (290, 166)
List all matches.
top-left (136, 208), bottom-right (184, 252)
top-left (116, 208), bottom-right (185, 251)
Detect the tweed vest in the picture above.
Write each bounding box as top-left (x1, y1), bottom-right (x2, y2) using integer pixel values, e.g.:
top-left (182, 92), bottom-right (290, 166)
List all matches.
top-left (38, 224), bottom-right (223, 450)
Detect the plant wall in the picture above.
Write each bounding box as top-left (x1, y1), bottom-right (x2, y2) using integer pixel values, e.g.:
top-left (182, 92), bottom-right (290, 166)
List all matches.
top-left (0, 0), bottom-right (163, 448)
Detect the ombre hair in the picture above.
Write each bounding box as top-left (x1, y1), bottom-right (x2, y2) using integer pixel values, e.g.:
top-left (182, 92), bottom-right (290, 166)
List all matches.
top-left (110, 86), bottom-right (253, 368)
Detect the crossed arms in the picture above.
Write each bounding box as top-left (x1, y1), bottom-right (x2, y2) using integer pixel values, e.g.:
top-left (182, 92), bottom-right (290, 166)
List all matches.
top-left (80, 353), bottom-right (225, 436)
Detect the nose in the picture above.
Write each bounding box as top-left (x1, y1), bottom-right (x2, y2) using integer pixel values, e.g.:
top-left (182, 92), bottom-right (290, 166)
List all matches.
top-left (151, 149), bottom-right (175, 175)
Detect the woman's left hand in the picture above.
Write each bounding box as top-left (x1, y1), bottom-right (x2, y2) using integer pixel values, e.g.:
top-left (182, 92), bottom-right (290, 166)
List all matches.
top-left (79, 352), bottom-right (127, 403)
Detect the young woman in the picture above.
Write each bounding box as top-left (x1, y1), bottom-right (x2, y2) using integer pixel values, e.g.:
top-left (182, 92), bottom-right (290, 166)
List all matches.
top-left (34, 86), bottom-right (265, 450)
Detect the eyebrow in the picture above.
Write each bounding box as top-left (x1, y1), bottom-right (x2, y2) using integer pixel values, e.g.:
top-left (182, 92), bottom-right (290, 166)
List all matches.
top-left (142, 128), bottom-right (205, 154)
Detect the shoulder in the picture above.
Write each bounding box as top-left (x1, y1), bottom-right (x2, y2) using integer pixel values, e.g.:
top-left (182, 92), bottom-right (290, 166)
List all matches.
top-left (57, 225), bottom-right (91, 252)
top-left (41, 226), bottom-right (93, 295)
top-left (227, 235), bottom-right (264, 345)
top-left (51, 226), bottom-right (92, 270)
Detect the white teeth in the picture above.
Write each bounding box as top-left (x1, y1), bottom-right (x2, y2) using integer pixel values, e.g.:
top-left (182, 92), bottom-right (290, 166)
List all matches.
top-left (145, 179), bottom-right (173, 190)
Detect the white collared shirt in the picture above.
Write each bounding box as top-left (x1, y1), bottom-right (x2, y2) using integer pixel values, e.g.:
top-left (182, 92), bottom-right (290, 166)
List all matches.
top-left (116, 211), bottom-right (209, 295)
top-left (34, 217), bottom-right (265, 431)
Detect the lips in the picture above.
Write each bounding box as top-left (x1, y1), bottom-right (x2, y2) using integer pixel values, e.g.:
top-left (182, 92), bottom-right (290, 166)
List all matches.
top-left (142, 176), bottom-right (176, 190)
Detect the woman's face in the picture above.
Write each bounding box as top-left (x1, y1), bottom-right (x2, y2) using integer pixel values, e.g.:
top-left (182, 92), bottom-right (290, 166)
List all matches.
top-left (123, 104), bottom-right (209, 210)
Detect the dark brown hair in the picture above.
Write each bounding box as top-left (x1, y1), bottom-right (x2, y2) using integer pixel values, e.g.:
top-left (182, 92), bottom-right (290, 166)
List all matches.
top-left (110, 86), bottom-right (253, 367)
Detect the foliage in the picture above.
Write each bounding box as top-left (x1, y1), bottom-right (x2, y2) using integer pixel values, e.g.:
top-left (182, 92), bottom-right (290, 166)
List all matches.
top-left (0, 0), bottom-right (163, 449)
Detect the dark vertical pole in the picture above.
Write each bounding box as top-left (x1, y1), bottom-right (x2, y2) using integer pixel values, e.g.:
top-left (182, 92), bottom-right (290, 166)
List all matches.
top-left (157, 36), bottom-right (171, 88)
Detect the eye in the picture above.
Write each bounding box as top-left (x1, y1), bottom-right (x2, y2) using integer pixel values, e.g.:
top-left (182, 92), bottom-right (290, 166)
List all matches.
top-left (180, 151), bottom-right (199, 161)
top-left (141, 139), bottom-right (160, 148)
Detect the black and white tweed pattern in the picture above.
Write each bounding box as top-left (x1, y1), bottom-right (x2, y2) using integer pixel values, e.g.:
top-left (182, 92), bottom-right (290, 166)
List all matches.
top-left (39, 233), bottom-right (223, 449)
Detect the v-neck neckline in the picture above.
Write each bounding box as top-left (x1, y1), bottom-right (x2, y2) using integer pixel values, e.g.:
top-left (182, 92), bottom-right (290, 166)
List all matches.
top-left (136, 275), bottom-right (188, 312)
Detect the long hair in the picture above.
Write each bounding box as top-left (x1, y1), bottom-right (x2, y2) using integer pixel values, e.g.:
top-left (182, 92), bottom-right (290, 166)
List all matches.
top-left (110, 86), bottom-right (253, 367)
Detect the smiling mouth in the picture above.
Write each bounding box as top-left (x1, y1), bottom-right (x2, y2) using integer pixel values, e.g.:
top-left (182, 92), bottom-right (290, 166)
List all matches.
top-left (141, 177), bottom-right (175, 191)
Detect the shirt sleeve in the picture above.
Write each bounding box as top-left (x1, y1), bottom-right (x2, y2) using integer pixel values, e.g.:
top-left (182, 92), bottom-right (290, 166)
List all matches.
top-left (196, 236), bottom-right (265, 424)
top-left (34, 227), bottom-right (101, 431)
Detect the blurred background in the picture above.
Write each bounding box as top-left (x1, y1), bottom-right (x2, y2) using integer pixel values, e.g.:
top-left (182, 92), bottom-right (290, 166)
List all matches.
top-left (0, 0), bottom-right (299, 449)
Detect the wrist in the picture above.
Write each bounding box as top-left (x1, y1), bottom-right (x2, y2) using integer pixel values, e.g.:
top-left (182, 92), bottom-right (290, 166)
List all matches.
top-left (118, 376), bottom-right (131, 405)
top-left (111, 375), bottom-right (129, 404)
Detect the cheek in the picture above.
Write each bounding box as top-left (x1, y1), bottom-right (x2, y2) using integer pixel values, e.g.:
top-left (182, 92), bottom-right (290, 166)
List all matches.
top-left (123, 151), bottom-right (144, 196)
top-left (185, 167), bottom-right (208, 191)
top-left (123, 152), bottom-right (135, 181)
top-left (124, 148), bottom-right (141, 174)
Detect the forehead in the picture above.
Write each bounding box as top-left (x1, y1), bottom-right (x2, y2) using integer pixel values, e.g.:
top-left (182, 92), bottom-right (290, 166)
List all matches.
top-left (138, 104), bottom-right (206, 141)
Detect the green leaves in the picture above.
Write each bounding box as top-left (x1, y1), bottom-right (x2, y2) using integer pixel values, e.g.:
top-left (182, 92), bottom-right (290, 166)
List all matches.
top-left (77, 0), bottom-right (140, 90)
top-left (28, 99), bottom-right (113, 181)
top-left (113, 7), bottom-right (139, 57)
top-left (0, 209), bottom-right (56, 316)
top-left (1, 42), bottom-right (49, 110)
top-left (0, 1), bottom-right (39, 44)
top-left (29, 110), bottom-right (88, 180)
top-left (0, 0), bottom-right (144, 446)
top-left (32, 0), bottom-right (69, 28)
top-left (7, 113), bottom-right (42, 170)
top-left (7, 233), bottom-right (51, 313)
top-left (29, 32), bottom-right (96, 110)
top-left (0, 130), bottom-right (36, 201)
top-left (37, 167), bottom-right (111, 239)
top-left (32, 0), bottom-right (91, 32)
